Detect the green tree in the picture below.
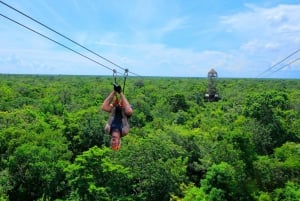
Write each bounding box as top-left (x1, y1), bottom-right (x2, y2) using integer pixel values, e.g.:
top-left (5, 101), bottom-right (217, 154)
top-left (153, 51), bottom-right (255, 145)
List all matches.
top-left (8, 140), bottom-right (71, 201)
top-left (169, 94), bottom-right (189, 112)
top-left (65, 146), bottom-right (132, 201)
top-left (1, 75), bottom-right (300, 201)
top-left (0, 169), bottom-right (11, 201)
top-left (200, 162), bottom-right (241, 201)
top-left (253, 142), bottom-right (300, 192)
top-left (244, 91), bottom-right (291, 154)
top-left (117, 132), bottom-right (188, 201)
top-left (174, 183), bottom-right (207, 201)
top-left (63, 107), bottom-right (107, 157)
top-left (273, 181), bottom-right (300, 201)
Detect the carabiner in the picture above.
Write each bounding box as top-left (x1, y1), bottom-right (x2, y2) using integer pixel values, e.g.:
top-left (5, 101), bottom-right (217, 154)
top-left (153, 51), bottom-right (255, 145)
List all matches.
top-left (122, 69), bottom-right (129, 94)
top-left (124, 68), bottom-right (129, 77)
top-left (113, 69), bottom-right (117, 84)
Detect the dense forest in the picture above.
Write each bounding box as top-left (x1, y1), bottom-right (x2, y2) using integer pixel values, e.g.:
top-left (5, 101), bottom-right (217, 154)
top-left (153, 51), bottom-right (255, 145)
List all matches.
top-left (0, 74), bottom-right (299, 201)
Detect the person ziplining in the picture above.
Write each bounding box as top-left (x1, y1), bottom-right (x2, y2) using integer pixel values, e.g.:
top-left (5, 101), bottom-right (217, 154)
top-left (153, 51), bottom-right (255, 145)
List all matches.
top-left (101, 70), bottom-right (133, 150)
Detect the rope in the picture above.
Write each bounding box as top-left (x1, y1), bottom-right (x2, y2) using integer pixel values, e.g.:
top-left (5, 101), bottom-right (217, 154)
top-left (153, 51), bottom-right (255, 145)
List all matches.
top-left (0, 13), bottom-right (118, 73)
top-left (265, 57), bottom-right (300, 77)
top-left (257, 48), bottom-right (300, 78)
top-left (0, 0), bottom-right (142, 77)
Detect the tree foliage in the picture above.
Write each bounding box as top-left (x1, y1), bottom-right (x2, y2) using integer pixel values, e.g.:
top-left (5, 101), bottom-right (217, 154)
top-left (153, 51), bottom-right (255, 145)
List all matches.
top-left (0, 75), bottom-right (299, 200)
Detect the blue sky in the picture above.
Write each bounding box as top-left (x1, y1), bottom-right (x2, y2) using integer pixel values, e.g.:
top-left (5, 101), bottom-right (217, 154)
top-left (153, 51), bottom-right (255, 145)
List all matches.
top-left (1, 0), bottom-right (300, 78)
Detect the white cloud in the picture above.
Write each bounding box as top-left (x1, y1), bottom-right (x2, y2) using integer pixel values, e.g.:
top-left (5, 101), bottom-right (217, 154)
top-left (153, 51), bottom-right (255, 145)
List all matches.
top-left (157, 17), bottom-right (189, 37)
top-left (112, 42), bottom-right (238, 77)
top-left (1, 1), bottom-right (300, 78)
top-left (241, 39), bottom-right (280, 53)
top-left (221, 4), bottom-right (300, 39)
top-left (94, 32), bottom-right (126, 48)
top-left (218, 3), bottom-right (300, 77)
top-left (118, 3), bottom-right (300, 78)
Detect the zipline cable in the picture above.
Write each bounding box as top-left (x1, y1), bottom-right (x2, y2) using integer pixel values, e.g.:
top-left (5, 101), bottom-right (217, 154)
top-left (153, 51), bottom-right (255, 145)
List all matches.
top-left (265, 57), bottom-right (300, 77)
top-left (0, 12), bottom-right (118, 73)
top-left (0, 0), bottom-right (142, 77)
top-left (257, 47), bottom-right (300, 78)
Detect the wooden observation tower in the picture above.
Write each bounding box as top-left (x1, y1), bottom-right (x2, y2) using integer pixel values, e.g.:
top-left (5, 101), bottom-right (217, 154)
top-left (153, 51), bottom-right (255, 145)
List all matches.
top-left (204, 68), bottom-right (220, 102)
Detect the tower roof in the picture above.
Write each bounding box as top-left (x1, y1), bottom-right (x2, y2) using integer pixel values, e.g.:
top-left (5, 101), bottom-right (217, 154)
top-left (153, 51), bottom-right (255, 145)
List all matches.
top-left (208, 68), bottom-right (217, 74)
top-left (208, 68), bottom-right (218, 77)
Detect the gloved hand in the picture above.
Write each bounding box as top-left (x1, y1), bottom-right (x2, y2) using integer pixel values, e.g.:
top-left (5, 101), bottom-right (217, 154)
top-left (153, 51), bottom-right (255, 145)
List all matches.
top-left (113, 83), bottom-right (122, 93)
